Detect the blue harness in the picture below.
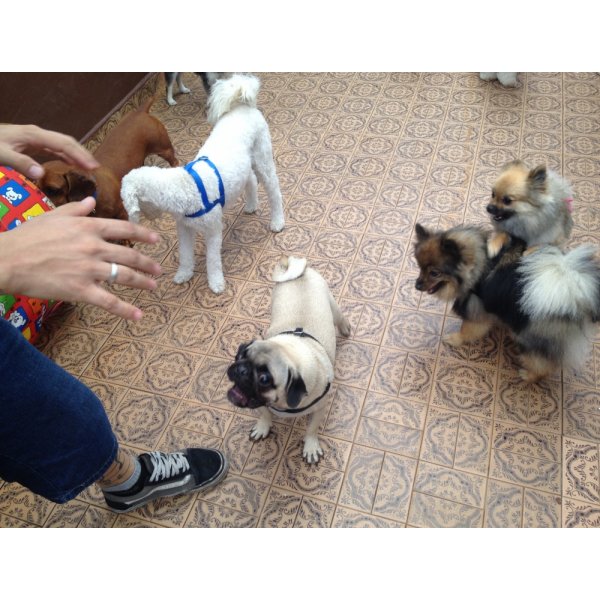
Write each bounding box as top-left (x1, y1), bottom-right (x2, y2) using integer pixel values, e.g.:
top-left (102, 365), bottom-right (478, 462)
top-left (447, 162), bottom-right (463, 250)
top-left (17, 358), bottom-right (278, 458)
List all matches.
top-left (184, 156), bottom-right (225, 218)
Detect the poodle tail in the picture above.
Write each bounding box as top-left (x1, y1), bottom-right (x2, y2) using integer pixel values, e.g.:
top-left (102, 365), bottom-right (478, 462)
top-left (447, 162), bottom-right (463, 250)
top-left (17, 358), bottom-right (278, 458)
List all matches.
top-left (206, 74), bottom-right (260, 125)
top-left (272, 256), bottom-right (307, 283)
top-left (120, 171), bottom-right (142, 222)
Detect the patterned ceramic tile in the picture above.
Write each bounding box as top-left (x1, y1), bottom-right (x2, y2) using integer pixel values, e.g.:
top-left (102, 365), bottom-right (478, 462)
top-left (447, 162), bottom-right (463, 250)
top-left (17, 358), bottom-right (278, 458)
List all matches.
top-left (43, 327), bottom-right (108, 376)
top-left (0, 483), bottom-right (54, 526)
top-left (294, 496), bottom-right (336, 528)
top-left (414, 462), bottom-right (487, 508)
top-left (10, 72), bottom-right (600, 528)
top-left (332, 507), bottom-right (403, 528)
top-left (372, 453), bottom-right (417, 522)
top-left (484, 480), bottom-right (523, 528)
top-left (562, 497), bottom-right (600, 528)
top-left (522, 489), bottom-right (561, 528)
top-left (562, 437), bottom-right (600, 504)
top-left (408, 492), bottom-right (483, 528)
top-left (338, 445), bottom-right (385, 512)
top-left (185, 500), bottom-right (257, 528)
top-left (112, 390), bottom-right (180, 450)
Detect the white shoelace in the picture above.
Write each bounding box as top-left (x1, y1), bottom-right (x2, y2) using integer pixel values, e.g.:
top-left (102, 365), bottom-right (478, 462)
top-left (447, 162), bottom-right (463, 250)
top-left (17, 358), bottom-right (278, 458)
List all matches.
top-left (148, 452), bottom-right (190, 483)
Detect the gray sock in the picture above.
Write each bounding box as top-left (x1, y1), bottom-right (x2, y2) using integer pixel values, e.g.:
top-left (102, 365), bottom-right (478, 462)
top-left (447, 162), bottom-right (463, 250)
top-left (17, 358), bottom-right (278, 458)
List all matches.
top-left (101, 458), bottom-right (142, 493)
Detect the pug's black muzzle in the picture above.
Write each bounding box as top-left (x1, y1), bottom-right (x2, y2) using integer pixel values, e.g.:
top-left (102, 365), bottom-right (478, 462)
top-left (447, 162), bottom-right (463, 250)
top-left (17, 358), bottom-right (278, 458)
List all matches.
top-left (486, 204), bottom-right (514, 222)
top-left (226, 360), bottom-right (266, 409)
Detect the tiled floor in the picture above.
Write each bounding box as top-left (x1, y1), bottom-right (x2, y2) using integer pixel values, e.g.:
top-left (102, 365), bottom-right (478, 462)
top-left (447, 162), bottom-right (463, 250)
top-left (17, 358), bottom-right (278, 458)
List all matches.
top-left (2, 72), bottom-right (600, 527)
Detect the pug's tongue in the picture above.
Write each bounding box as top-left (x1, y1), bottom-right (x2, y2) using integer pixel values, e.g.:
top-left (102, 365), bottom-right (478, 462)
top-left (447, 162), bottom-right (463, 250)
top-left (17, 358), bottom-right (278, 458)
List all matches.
top-left (227, 385), bottom-right (249, 407)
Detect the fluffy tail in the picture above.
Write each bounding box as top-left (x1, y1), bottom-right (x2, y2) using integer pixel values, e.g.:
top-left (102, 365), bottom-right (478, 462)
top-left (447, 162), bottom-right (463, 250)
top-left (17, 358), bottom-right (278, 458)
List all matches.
top-left (518, 245), bottom-right (600, 320)
top-left (206, 74), bottom-right (260, 125)
top-left (272, 256), bottom-right (307, 283)
top-left (120, 171), bottom-right (142, 222)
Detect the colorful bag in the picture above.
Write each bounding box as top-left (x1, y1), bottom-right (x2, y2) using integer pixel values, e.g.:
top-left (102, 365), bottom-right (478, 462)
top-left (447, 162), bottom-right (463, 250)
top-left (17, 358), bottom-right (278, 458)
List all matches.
top-left (0, 165), bottom-right (61, 342)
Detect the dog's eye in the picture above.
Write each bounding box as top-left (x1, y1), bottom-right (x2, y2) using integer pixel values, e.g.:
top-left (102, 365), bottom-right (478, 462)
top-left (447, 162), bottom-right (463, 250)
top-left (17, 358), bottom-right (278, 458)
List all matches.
top-left (430, 269), bottom-right (441, 278)
top-left (491, 190), bottom-right (496, 199)
top-left (258, 370), bottom-right (272, 387)
top-left (44, 187), bottom-right (62, 197)
top-left (502, 196), bottom-right (512, 206)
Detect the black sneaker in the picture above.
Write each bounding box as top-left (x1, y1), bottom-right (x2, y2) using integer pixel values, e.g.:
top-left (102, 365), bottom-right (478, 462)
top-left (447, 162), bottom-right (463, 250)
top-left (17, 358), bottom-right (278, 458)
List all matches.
top-left (103, 448), bottom-right (228, 513)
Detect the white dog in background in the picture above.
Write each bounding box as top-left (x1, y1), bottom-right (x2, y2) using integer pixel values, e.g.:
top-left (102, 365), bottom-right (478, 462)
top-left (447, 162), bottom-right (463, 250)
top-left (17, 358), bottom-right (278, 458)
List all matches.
top-left (121, 74), bottom-right (285, 294)
top-left (479, 72), bottom-right (519, 87)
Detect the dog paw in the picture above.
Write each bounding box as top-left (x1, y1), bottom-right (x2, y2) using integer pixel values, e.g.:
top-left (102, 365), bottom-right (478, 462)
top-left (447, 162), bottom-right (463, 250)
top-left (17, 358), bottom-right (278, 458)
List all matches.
top-left (243, 204), bottom-right (258, 214)
top-left (250, 422), bottom-right (271, 440)
top-left (302, 438), bottom-right (324, 464)
top-left (173, 270), bottom-right (193, 284)
top-left (270, 218), bottom-right (285, 233)
top-left (167, 98), bottom-right (177, 106)
top-left (208, 277), bottom-right (226, 294)
top-left (180, 85), bottom-right (191, 94)
top-left (518, 368), bottom-right (543, 384)
top-left (443, 332), bottom-right (465, 347)
top-left (338, 316), bottom-right (351, 338)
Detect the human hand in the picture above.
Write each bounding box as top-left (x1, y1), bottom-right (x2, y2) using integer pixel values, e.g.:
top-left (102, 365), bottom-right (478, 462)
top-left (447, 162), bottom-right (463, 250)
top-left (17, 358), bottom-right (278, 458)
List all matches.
top-left (0, 123), bottom-right (99, 179)
top-left (0, 197), bottom-right (162, 321)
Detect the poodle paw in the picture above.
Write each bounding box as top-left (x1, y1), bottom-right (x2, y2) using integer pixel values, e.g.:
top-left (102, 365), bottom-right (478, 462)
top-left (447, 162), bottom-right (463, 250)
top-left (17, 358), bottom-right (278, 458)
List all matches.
top-left (173, 269), bottom-right (193, 284)
top-left (497, 73), bottom-right (518, 87)
top-left (270, 217), bottom-right (285, 233)
top-left (167, 97), bottom-right (177, 106)
top-left (302, 437), bottom-right (324, 464)
top-left (179, 84), bottom-right (191, 94)
top-left (208, 276), bottom-right (226, 295)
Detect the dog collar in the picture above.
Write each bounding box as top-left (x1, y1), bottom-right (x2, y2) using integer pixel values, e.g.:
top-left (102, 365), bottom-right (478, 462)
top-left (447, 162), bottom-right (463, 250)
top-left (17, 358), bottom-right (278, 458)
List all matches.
top-left (270, 381), bottom-right (331, 415)
top-left (184, 156), bottom-right (225, 218)
top-left (277, 327), bottom-right (322, 345)
top-left (269, 327), bottom-right (332, 415)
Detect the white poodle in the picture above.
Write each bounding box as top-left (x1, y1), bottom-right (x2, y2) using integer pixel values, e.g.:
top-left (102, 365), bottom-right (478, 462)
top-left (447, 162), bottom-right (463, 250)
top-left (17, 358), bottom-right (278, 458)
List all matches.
top-left (121, 74), bottom-right (285, 294)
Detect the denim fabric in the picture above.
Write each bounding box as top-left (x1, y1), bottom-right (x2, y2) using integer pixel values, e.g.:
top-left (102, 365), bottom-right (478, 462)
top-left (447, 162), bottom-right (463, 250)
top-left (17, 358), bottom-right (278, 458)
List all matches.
top-left (0, 318), bottom-right (117, 503)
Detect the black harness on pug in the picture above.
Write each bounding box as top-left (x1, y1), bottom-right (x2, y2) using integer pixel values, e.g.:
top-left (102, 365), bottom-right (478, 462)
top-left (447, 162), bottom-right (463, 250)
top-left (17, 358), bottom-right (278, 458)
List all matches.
top-left (269, 328), bottom-right (332, 415)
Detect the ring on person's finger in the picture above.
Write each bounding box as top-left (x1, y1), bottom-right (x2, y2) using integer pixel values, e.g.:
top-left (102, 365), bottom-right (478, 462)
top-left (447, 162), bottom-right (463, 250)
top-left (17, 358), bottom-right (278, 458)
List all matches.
top-left (107, 262), bottom-right (119, 285)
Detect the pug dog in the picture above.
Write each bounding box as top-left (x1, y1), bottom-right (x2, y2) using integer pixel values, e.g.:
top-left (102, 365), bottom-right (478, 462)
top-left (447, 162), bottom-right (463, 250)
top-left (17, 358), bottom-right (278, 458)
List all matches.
top-left (227, 256), bottom-right (351, 463)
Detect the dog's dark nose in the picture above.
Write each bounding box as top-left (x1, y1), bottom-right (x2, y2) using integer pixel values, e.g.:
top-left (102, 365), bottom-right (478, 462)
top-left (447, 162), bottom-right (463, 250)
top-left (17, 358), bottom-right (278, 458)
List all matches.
top-left (227, 361), bottom-right (251, 382)
top-left (415, 278), bottom-right (424, 291)
top-left (486, 204), bottom-right (499, 216)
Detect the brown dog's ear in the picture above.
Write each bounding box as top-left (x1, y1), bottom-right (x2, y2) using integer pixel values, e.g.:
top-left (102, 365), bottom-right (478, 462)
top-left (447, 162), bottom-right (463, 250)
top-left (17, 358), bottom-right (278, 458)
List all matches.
top-left (528, 165), bottom-right (547, 192)
top-left (286, 371), bottom-right (307, 408)
top-left (415, 223), bottom-right (430, 243)
top-left (65, 170), bottom-right (97, 202)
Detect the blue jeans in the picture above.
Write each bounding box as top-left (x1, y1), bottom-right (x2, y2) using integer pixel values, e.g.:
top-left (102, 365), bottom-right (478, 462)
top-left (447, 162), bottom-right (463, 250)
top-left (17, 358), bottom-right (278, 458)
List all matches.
top-left (0, 318), bottom-right (117, 503)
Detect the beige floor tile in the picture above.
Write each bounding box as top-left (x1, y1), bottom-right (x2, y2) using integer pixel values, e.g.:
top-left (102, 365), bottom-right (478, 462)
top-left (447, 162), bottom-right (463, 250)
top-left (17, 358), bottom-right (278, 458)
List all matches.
top-left (5, 71), bottom-right (600, 528)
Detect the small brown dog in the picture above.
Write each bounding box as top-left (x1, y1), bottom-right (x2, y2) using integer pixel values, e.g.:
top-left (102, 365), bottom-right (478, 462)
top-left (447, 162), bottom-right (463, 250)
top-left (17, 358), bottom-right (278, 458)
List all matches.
top-left (38, 97), bottom-right (177, 220)
top-left (486, 160), bottom-right (574, 258)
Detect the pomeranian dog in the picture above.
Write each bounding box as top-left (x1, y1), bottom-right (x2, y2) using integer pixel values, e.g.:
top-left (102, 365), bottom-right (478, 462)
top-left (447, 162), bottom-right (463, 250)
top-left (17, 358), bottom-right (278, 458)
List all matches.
top-left (486, 161), bottom-right (574, 257)
top-left (414, 223), bottom-right (600, 382)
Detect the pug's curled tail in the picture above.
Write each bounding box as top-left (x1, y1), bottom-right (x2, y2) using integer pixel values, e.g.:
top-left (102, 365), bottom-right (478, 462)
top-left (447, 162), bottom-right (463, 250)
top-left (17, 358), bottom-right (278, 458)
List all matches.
top-left (272, 256), bottom-right (307, 282)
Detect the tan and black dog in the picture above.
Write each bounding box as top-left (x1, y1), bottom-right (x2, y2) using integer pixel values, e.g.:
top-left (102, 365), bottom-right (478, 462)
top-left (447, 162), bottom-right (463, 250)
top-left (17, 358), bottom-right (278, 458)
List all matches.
top-left (227, 256), bottom-right (351, 463)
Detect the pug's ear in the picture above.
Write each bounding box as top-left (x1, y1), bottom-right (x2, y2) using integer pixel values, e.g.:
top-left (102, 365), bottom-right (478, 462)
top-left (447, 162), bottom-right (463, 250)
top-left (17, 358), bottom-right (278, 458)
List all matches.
top-left (286, 371), bottom-right (307, 408)
top-left (235, 341), bottom-right (254, 361)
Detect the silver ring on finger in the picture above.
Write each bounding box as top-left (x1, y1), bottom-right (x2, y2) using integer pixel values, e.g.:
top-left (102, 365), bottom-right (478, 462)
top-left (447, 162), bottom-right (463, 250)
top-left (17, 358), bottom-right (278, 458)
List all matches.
top-left (107, 262), bottom-right (119, 285)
